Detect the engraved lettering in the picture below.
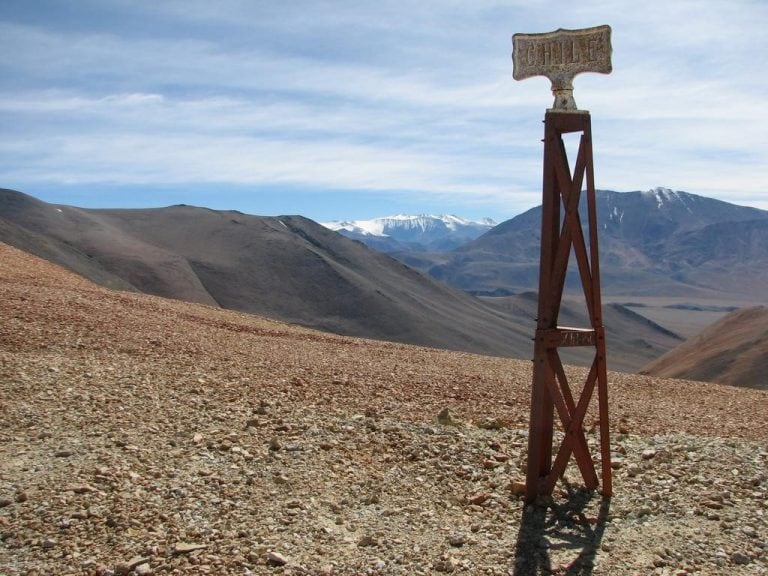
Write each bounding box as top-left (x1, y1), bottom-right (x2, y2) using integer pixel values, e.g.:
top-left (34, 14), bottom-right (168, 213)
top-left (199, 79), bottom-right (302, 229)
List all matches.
top-left (588, 38), bottom-right (598, 61)
top-left (512, 25), bottom-right (612, 110)
top-left (568, 39), bottom-right (578, 63)
top-left (559, 330), bottom-right (595, 347)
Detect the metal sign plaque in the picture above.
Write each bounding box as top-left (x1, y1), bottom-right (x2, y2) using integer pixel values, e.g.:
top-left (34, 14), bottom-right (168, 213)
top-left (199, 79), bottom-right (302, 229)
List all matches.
top-left (512, 25), bottom-right (612, 111)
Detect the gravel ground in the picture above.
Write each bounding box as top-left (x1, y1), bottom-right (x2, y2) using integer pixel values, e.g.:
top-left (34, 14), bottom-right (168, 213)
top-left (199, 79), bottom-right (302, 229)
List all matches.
top-left (1, 243), bottom-right (767, 576)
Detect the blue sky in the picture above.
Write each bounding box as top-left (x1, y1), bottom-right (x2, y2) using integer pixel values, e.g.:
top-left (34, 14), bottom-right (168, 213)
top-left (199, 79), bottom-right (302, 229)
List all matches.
top-left (1, 0), bottom-right (767, 222)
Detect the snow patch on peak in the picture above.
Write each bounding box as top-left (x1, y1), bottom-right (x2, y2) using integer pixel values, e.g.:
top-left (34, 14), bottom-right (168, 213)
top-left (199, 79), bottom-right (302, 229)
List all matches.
top-left (322, 219), bottom-right (387, 236)
top-left (321, 214), bottom-right (497, 238)
top-left (321, 213), bottom-right (498, 251)
top-left (609, 204), bottom-right (625, 224)
top-left (643, 187), bottom-right (687, 209)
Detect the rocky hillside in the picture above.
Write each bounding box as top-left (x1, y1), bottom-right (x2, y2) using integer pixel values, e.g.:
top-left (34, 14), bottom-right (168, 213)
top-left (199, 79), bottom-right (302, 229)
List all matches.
top-left (0, 189), bottom-right (682, 373)
top-left (641, 306), bottom-right (768, 389)
top-left (1, 243), bottom-right (766, 575)
top-left (0, 188), bottom-right (533, 358)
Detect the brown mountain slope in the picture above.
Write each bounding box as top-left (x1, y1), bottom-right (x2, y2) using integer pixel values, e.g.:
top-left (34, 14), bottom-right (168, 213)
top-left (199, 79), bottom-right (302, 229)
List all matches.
top-left (0, 188), bottom-right (536, 357)
top-left (3, 240), bottom-right (738, 435)
top-left (1, 243), bottom-right (767, 575)
top-left (0, 188), bottom-right (682, 372)
top-left (641, 306), bottom-right (768, 389)
top-left (0, 189), bottom-right (218, 305)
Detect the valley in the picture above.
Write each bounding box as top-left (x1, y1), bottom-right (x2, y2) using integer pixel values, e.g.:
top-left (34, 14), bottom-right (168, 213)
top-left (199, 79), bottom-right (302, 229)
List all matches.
top-left (603, 296), bottom-right (748, 340)
top-left (1, 186), bottom-right (766, 384)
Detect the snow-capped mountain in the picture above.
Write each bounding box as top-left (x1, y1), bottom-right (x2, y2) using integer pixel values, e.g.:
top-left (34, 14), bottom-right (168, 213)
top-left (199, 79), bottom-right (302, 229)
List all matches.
top-left (322, 214), bottom-right (497, 252)
top-left (394, 187), bottom-right (768, 299)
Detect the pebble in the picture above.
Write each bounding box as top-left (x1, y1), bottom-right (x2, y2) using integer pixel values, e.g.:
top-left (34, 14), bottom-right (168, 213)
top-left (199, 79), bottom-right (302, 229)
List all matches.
top-left (436, 408), bottom-right (459, 426)
top-left (508, 480), bottom-right (526, 496)
top-left (731, 551), bottom-right (750, 565)
top-left (448, 532), bottom-right (467, 547)
top-left (3, 355), bottom-right (767, 576)
top-left (173, 543), bottom-right (207, 554)
top-left (114, 557), bottom-right (150, 575)
top-left (477, 417), bottom-right (509, 430)
top-left (357, 534), bottom-right (378, 547)
top-left (268, 437), bottom-right (282, 451)
top-left (266, 551), bottom-right (288, 566)
top-left (642, 449), bottom-right (657, 460)
top-left (66, 484), bottom-right (97, 494)
top-left (466, 492), bottom-right (490, 506)
top-left (434, 557), bottom-right (458, 572)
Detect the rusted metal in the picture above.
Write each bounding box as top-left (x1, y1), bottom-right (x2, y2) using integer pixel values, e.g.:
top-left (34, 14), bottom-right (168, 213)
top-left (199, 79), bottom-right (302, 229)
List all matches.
top-left (524, 110), bottom-right (612, 502)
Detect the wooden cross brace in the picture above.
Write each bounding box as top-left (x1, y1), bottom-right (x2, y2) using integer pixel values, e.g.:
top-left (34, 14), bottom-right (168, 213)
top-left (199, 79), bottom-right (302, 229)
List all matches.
top-left (525, 111), bottom-right (612, 502)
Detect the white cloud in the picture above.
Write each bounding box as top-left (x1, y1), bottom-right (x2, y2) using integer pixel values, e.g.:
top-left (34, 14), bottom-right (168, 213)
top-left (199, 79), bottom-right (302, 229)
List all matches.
top-left (0, 127), bottom-right (516, 198)
top-left (1, 0), bottom-right (767, 219)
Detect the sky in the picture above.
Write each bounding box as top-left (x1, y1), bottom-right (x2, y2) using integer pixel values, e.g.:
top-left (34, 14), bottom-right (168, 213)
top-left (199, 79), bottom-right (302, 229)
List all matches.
top-left (1, 0), bottom-right (767, 223)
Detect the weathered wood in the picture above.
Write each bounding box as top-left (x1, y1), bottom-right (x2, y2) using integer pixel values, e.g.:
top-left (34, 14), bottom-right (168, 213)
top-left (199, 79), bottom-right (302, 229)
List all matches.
top-left (524, 111), bottom-right (612, 502)
top-left (538, 328), bottom-right (596, 348)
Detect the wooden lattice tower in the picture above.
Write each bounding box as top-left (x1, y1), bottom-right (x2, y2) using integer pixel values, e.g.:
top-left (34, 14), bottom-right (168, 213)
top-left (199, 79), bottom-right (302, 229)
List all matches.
top-left (512, 26), bottom-right (613, 501)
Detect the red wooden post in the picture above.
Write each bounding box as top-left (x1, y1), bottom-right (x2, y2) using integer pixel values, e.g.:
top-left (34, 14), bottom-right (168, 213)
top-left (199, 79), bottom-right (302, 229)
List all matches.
top-left (525, 111), bottom-right (612, 502)
top-left (512, 24), bottom-right (613, 502)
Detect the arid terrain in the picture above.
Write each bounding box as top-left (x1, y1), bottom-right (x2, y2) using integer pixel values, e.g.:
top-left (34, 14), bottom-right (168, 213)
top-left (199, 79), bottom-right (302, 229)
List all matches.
top-left (641, 305), bottom-right (768, 390)
top-left (0, 188), bottom-right (687, 374)
top-left (1, 242), bottom-right (767, 575)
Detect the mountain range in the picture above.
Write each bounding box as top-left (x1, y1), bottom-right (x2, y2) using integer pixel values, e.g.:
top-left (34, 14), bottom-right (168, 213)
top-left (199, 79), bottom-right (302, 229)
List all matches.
top-left (393, 188), bottom-right (768, 300)
top-left (322, 214), bottom-right (496, 252)
top-left (0, 188), bottom-right (682, 373)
